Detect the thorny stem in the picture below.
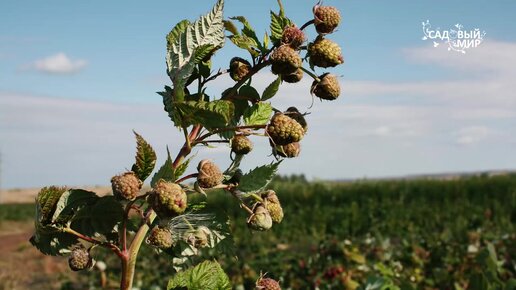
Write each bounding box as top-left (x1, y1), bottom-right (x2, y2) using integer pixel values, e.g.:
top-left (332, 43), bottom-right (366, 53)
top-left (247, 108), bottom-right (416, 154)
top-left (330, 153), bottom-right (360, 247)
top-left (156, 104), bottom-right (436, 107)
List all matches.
top-left (300, 19), bottom-right (315, 31)
top-left (201, 69), bottom-right (228, 87)
top-left (223, 60), bottom-right (271, 100)
top-left (176, 173), bottom-right (199, 184)
top-left (63, 227), bottom-right (123, 258)
top-left (195, 124), bottom-right (267, 143)
top-left (300, 66), bottom-right (320, 81)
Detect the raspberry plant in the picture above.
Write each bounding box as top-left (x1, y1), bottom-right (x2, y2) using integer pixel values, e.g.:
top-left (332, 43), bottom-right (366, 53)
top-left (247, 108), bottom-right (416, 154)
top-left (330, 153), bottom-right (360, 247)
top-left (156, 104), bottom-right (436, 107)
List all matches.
top-left (30, 1), bottom-right (343, 289)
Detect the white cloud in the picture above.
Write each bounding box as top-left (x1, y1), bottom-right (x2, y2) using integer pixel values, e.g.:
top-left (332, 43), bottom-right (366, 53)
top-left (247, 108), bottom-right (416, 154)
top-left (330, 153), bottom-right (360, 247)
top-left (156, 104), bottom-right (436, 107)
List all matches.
top-left (455, 126), bottom-right (490, 145)
top-left (25, 52), bottom-right (87, 74)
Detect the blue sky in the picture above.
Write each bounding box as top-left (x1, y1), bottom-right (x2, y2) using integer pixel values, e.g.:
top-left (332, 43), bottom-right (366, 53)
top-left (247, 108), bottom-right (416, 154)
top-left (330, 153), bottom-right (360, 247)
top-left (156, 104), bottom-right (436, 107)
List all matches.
top-left (1, 0), bottom-right (515, 189)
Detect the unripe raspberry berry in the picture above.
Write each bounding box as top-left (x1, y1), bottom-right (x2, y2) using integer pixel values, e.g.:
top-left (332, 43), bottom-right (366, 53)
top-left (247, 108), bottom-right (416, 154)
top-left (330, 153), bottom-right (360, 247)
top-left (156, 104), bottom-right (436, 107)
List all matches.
top-left (270, 45), bottom-right (302, 75)
top-left (308, 37), bottom-right (344, 68)
top-left (231, 135), bottom-right (253, 155)
top-left (148, 180), bottom-right (187, 218)
top-left (147, 226), bottom-right (174, 249)
top-left (261, 190), bottom-right (284, 224)
top-left (284, 107), bottom-right (307, 132)
top-left (281, 25), bottom-right (306, 48)
top-left (281, 68), bottom-right (303, 83)
top-left (256, 276), bottom-right (281, 290)
top-left (267, 113), bottom-right (305, 146)
top-left (276, 142), bottom-right (301, 159)
top-left (68, 247), bottom-right (93, 272)
top-left (313, 5), bottom-right (341, 34)
top-left (229, 57), bottom-right (251, 81)
top-left (111, 171), bottom-right (142, 201)
top-left (247, 204), bottom-right (273, 231)
top-left (312, 73), bottom-right (340, 100)
top-left (197, 159), bottom-right (224, 188)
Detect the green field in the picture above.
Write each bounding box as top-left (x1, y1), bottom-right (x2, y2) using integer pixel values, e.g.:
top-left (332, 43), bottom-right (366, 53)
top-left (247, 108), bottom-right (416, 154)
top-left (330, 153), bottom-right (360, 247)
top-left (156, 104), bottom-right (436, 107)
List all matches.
top-left (2, 174), bottom-right (515, 289)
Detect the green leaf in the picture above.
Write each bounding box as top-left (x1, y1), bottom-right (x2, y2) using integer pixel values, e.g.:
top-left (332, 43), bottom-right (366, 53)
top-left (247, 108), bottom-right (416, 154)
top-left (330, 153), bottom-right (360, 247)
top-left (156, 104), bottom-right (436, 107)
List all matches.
top-left (71, 196), bottom-right (124, 236)
top-left (51, 189), bottom-right (98, 224)
top-left (158, 85), bottom-right (183, 127)
top-left (229, 35), bottom-right (260, 57)
top-left (269, 11), bottom-right (292, 44)
top-left (175, 100), bottom-right (234, 129)
top-left (229, 16), bottom-right (264, 52)
top-left (238, 85), bottom-right (260, 102)
top-left (35, 186), bottom-right (67, 226)
top-left (151, 147), bottom-right (176, 188)
top-left (175, 155), bottom-right (194, 181)
top-left (243, 103), bottom-right (272, 125)
top-left (131, 131), bottom-right (157, 181)
top-left (167, 260), bottom-right (231, 290)
top-left (166, 0), bottom-right (225, 102)
top-left (238, 161), bottom-right (281, 192)
top-left (223, 20), bottom-right (239, 35)
top-left (261, 76), bottom-right (281, 101)
top-left (30, 231), bottom-right (78, 256)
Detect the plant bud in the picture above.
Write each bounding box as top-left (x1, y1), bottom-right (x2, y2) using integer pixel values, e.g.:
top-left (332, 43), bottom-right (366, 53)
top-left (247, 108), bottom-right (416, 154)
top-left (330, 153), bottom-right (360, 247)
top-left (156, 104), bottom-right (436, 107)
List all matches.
top-left (256, 276), bottom-right (281, 290)
top-left (281, 25), bottom-right (306, 48)
top-left (184, 226), bottom-right (211, 248)
top-left (147, 226), bottom-right (174, 249)
top-left (313, 5), bottom-right (341, 34)
top-left (270, 45), bottom-right (302, 75)
top-left (267, 113), bottom-right (305, 145)
top-left (247, 204), bottom-right (273, 231)
top-left (261, 190), bottom-right (284, 223)
top-left (308, 37), bottom-right (344, 68)
top-left (229, 57), bottom-right (251, 81)
top-left (231, 135), bottom-right (253, 155)
top-left (311, 73), bottom-right (340, 100)
top-left (281, 68), bottom-right (303, 83)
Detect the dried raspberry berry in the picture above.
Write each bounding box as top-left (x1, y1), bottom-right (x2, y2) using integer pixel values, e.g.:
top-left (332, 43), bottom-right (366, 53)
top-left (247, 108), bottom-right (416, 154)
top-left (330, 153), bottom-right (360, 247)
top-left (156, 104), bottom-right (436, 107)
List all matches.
top-left (312, 73), bottom-right (340, 100)
top-left (184, 226), bottom-right (211, 248)
top-left (267, 113), bottom-right (305, 146)
top-left (229, 57), bottom-right (251, 81)
top-left (197, 159), bottom-right (224, 188)
top-left (231, 135), bottom-right (253, 155)
top-left (281, 68), bottom-right (303, 83)
top-left (148, 180), bottom-right (187, 218)
top-left (276, 142), bottom-right (301, 159)
top-left (247, 204), bottom-right (273, 231)
top-left (68, 247), bottom-right (93, 272)
top-left (256, 276), bottom-right (281, 290)
top-left (147, 226), bottom-right (174, 249)
top-left (308, 37), bottom-right (344, 68)
top-left (261, 190), bottom-right (284, 223)
top-left (281, 25), bottom-right (306, 48)
top-left (111, 171), bottom-right (142, 201)
top-left (270, 45), bottom-right (302, 75)
top-left (313, 5), bottom-right (341, 34)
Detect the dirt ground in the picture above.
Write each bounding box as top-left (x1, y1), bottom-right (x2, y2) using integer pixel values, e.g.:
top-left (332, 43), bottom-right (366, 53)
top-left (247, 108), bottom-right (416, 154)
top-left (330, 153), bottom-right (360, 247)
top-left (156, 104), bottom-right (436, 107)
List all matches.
top-left (0, 186), bottom-right (113, 204)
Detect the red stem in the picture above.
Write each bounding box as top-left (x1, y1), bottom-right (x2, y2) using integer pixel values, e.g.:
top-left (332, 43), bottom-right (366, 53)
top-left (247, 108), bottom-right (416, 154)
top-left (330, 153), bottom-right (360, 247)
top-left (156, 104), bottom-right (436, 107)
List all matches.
top-left (176, 173), bottom-right (199, 184)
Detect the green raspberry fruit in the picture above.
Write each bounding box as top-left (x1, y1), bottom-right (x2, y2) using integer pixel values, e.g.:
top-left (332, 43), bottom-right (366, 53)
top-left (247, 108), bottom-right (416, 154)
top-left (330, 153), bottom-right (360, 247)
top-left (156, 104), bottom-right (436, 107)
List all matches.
top-left (270, 45), bottom-right (302, 75)
top-left (231, 135), bottom-right (253, 155)
top-left (261, 190), bottom-right (284, 224)
top-left (313, 5), bottom-right (341, 34)
top-left (281, 25), bottom-right (306, 48)
top-left (68, 247), bottom-right (93, 272)
top-left (256, 277), bottom-right (281, 290)
top-left (148, 180), bottom-right (187, 218)
top-left (229, 57), bottom-right (251, 81)
top-left (312, 73), bottom-right (340, 100)
top-left (111, 171), bottom-right (142, 201)
top-left (308, 37), bottom-right (344, 68)
top-left (197, 159), bottom-right (223, 188)
top-left (247, 204), bottom-right (273, 231)
top-left (267, 113), bottom-right (305, 146)
top-left (276, 142), bottom-right (301, 159)
top-left (285, 107), bottom-right (307, 132)
top-left (147, 226), bottom-right (174, 249)
top-left (281, 68), bottom-right (303, 83)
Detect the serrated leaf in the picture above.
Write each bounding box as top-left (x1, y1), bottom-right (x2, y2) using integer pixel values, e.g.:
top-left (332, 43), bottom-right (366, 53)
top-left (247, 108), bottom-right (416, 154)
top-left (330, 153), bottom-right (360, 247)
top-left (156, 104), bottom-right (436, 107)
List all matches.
top-left (131, 131), bottom-right (157, 181)
top-left (243, 103), bottom-right (272, 125)
top-left (175, 155), bottom-right (194, 181)
top-left (30, 231), bottom-right (78, 256)
top-left (167, 260), bottom-right (231, 290)
top-left (261, 76), bottom-right (281, 101)
top-left (238, 85), bottom-right (260, 102)
top-left (158, 85), bottom-right (183, 127)
top-left (270, 11), bottom-right (293, 44)
top-left (175, 100), bottom-right (234, 129)
top-left (229, 35), bottom-right (260, 57)
top-left (238, 161), bottom-right (281, 192)
top-left (166, 0), bottom-right (225, 102)
top-left (151, 147), bottom-right (176, 188)
top-left (229, 16), bottom-right (264, 52)
top-left (70, 196), bottom-right (124, 236)
top-left (51, 189), bottom-right (98, 224)
top-left (223, 20), bottom-right (239, 35)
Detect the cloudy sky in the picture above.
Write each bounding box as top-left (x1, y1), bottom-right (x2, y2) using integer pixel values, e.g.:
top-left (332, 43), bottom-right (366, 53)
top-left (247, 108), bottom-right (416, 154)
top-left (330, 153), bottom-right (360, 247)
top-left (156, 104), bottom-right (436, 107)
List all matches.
top-left (1, 1), bottom-right (515, 189)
